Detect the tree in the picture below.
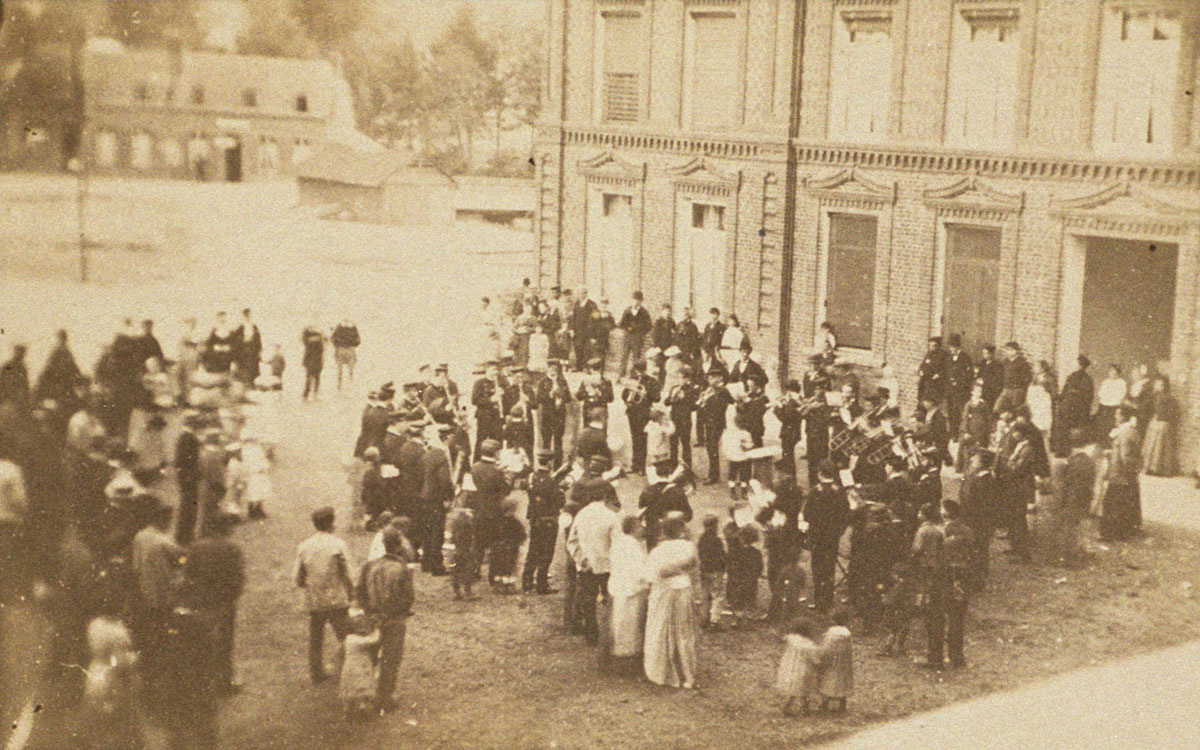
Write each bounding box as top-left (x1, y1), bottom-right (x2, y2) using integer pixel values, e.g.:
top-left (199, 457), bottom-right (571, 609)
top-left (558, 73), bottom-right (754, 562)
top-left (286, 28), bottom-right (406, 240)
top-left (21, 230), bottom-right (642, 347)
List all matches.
top-left (425, 5), bottom-right (496, 163)
top-left (103, 0), bottom-right (204, 48)
top-left (236, 0), bottom-right (316, 58)
top-left (291, 0), bottom-right (364, 53)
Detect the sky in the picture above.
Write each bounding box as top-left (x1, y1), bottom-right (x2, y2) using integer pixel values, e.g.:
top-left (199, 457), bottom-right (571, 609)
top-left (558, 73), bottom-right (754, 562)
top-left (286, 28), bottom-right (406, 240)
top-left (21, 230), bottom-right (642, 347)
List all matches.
top-left (201, 0), bottom-right (546, 52)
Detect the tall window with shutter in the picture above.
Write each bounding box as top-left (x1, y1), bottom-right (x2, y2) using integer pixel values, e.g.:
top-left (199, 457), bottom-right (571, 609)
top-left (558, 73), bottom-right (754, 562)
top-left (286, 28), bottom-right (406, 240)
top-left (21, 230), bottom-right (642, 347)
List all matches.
top-left (828, 12), bottom-right (892, 142)
top-left (687, 13), bottom-right (739, 129)
top-left (825, 214), bottom-right (877, 350)
top-left (945, 7), bottom-right (1019, 148)
top-left (601, 13), bottom-right (641, 123)
top-left (1093, 7), bottom-right (1180, 155)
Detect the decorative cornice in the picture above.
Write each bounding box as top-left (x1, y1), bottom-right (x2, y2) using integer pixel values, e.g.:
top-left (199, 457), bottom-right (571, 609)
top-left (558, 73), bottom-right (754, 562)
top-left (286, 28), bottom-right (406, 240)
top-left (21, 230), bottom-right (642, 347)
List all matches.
top-left (553, 127), bottom-right (1200, 188)
top-left (577, 150), bottom-right (646, 185)
top-left (1049, 181), bottom-right (1200, 238)
top-left (666, 155), bottom-right (738, 184)
top-left (923, 174), bottom-right (1024, 218)
top-left (833, 0), bottom-right (896, 5)
top-left (596, 0), bottom-right (645, 6)
top-left (803, 166), bottom-right (897, 207)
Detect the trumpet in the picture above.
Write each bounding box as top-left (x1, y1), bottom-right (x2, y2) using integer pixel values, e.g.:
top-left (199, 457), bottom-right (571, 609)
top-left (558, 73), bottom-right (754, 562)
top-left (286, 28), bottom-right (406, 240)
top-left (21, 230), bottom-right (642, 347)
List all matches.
top-left (619, 377), bottom-right (647, 403)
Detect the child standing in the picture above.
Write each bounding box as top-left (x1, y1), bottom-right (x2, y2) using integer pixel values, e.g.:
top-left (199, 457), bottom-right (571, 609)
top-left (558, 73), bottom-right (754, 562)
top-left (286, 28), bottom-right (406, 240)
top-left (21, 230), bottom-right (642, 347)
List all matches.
top-left (446, 507), bottom-right (479, 600)
top-left (776, 617), bottom-right (823, 717)
top-left (340, 610), bottom-right (381, 721)
top-left (879, 562), bottom-right (917, 656)
top-left (819, 610), bottom-right (853, 713)
top-left (697, 513), bottom-right (727, 629)
top-left (490, 498), bottom-right (528, 593)
top-left (726, 526), bottom-right (763, 628)
top-left (267, 345), bottom-right (286, 390)
top-left (721, 414), bottom-right (755, 500)
top-left (770, 560), bottom-right (809, 627)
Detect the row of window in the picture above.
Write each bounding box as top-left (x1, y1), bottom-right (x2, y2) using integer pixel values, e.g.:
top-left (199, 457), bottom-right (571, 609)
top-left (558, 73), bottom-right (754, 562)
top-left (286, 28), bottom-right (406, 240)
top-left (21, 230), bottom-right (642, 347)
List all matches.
top-left (596, 5), bottom-right (1191, 155)
top-left (91, 130), bottom-right (313, 171)
top-left (132, 83), bottom-right (310, 113)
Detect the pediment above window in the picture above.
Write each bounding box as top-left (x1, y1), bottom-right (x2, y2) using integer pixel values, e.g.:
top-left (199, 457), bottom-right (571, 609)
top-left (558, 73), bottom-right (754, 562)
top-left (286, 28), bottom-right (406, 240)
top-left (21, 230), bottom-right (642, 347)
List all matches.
top-left (578, 150), bottom-right (646, 184)
top-left (1050, 181), bottom-right (1200, 237)
top-left (803, 166), bottom-right (897, 207)
top-left (666, 156), bottom-right (739, 195)
top-left (923, 175), bottom-right (1024, 217)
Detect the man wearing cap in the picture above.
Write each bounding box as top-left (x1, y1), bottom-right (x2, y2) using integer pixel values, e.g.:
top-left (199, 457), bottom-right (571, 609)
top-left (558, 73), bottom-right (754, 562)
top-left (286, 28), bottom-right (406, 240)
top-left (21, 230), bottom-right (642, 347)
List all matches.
top-left (945, 334), bottom-right (974, 435)
top-left (394, 382), bottom-right (427, 423)
top-left (651, 303), bottom-right (676, 352)
top-left (618, 291), bottom-right (652, 377)
top-left (523, 452), bottom-right (564, 594)
top-left (664, 366), bottom-right (700, 470)
top-left (701, 308), bottom-right (726, 374)
top-left (355, 527), bottom-right (414, 713)
top-left (917, 336), bottom-right (948, 407)
top-left (575, 358), bottom-right (614, 425)
top-left (419, 424), bottom-right (455, 575)
top-left (471, 362), bottom-right (511, 461)
top-left (729, 345), bottom-right (768, 390)
top-left (535, 359), bottom-right (572, 468)
top-left (675, 306), bottom-right (702, 372)
top-left (994, 342), bottom-right (1033, 415)
top-left (623, 361), bottom-right (661, 475)
top-left (469, 439), bottom-right (512, 585)
top-left (697, 369), bottom-right (733, 485)
top-left (423, 364), bottom-right (459, 425)
top-left (353, 388), bottom-right (393, 458)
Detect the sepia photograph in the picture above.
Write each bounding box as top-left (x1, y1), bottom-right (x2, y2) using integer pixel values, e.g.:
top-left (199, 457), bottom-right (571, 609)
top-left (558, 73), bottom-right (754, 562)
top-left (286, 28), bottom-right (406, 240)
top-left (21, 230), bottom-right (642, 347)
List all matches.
top-left (1, 0), bottom-right (1198, 747)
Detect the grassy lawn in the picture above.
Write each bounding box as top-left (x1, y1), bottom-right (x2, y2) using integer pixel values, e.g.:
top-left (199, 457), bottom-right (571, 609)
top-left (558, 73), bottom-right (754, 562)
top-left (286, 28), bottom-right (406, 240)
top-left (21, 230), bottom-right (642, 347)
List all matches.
top-left (4, 174), bottom-right (1200, 749)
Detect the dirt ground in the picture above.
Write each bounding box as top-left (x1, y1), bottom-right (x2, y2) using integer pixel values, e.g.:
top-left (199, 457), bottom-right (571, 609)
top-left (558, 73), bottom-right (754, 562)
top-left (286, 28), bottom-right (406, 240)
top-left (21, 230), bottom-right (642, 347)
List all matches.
top-left (4, 175), bottom-right (1200, 749)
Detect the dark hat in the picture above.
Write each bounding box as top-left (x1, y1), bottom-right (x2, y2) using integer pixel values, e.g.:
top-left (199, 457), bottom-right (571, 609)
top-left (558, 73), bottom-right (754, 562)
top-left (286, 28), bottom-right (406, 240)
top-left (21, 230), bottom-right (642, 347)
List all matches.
top-left (406, 420), bottom-right (429, 435)
top-left (929, 335), bottom-right (943, 344)
top-left (480, 438), bottom-right (501, 456)
top-left (1077, 354), bottom-right (1091, 368)
top-left (706, 367), bottom-right (726, 379)
top-left (807, 353), bottom-right (824, 363)
top-left (739, 339), bottom-right (753, 352)
top-left (435, 363), bottom-right (449, 372)
top-left (632, 291), bottom-right (644, 301)
top-left (1004, 340), bottom-right (1021, 350)
top-left (481, 359), bottom-right (498, 367)
top-left (403, 381), bottom-right (423, 390)
top-left (550, 285), bottom-right (561, 293)
top-left (947, 333), bottom-right (962, 348)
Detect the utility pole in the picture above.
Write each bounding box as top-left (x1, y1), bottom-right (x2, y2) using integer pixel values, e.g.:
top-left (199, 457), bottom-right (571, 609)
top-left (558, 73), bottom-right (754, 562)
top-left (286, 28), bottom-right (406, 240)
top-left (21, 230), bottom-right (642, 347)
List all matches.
top-left (72, 158), bottom-right (88, 283)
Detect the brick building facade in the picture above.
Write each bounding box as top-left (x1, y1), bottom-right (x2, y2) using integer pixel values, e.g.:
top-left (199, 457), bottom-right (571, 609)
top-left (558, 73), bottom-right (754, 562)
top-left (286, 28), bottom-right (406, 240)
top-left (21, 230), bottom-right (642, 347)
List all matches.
top-left (535, 0), bottom-right (1200, 473)
top-left (81, 46), bottom-right (360, 182)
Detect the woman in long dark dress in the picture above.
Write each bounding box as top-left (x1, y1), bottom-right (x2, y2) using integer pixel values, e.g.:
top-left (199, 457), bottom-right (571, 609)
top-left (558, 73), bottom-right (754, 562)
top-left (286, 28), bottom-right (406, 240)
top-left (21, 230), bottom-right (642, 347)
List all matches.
top-left (1141, 376), bottom-right (1178, 477)
top-left (1101, 407), bottom-right (1142, 541)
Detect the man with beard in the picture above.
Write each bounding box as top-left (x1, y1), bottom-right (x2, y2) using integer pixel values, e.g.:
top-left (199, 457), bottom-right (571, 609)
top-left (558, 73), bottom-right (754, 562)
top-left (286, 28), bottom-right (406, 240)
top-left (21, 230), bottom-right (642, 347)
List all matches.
top-left (234, 309), bottom-right (263, 385)
top-left (651, 303), bottom-right (676, 353)
top-left (917, 336), bottom-right (948, 407)
top-left (701, 308), bottom-right (726, 374)
top-left (618, 292), bottom-right (652, 377)
top-left (674, 307), bottom-right (702, 373)
top-left (804, 461), bottom-right (850, 611)
top-left (975, 345), bottom-right (1004, 411)
top-left (571, 289), bottom-right (600, 370)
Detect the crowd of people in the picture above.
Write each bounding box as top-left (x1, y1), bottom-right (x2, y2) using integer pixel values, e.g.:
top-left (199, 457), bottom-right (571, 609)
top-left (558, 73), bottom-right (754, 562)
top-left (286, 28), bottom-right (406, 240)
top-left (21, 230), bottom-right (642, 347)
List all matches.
top-left (0, 307), bottom-right (367, 747)
top-left (0, 276), bottom-right (1191, 740)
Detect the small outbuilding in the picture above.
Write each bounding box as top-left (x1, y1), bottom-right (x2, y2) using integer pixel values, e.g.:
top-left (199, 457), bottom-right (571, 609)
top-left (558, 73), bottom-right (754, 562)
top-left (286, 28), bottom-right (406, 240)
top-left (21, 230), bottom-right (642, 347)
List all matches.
top-left (296, 144), bottom-right (457, 225)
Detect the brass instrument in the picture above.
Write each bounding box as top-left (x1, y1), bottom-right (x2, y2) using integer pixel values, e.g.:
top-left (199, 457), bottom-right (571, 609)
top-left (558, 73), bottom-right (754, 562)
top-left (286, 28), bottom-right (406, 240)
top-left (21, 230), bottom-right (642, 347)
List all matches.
top-left (830, 402), bottom-right (886, 457)
top-left (619, 377), bottom-right (647, 403)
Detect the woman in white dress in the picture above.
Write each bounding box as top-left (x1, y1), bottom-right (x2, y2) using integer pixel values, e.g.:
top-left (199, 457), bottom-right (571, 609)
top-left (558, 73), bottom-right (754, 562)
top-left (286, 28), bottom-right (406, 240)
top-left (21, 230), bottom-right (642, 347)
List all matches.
top-left (643, 512), bottom-right (700, 689)
top-left (608, 515), bottom-right (651, 675)
top-left (719, 314), bottom-right (746, 373)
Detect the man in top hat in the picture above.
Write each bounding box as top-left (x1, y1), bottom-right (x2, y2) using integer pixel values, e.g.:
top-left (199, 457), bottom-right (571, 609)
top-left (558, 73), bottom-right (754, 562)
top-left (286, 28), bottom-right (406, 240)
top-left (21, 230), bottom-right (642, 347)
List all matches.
top-left (945, 333), bottom-right (974, 435)
top-left (618, 291), bottom-right (652, 377)
top-left (523, 450), bottom-right (564, 594)
top-left (570, 289), bottom-right (599, 370)
top-left (917, 336), bottom-right (948, 407)
top-left (623, 361), bottom-right (662, 475)
top-left (651, 303), bottom-right (676, 352)
top-left (471, 361), bottom-right (512, 461)
top-left (535, 359), bottom-right (572, 468)
top-left (423, 364), bottom-right (459, 425)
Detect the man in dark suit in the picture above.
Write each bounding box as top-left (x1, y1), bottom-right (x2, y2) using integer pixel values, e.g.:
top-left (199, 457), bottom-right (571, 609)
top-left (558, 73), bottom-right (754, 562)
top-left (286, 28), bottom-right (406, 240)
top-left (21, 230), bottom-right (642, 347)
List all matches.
top-left (572, 406), bottom-right (612, 466)
top-left (618, 291), bottom-right (652, 376)
top-left (917, 336), bottom-right (948, 406)
top-left (469, 439), bottom-right (512, 584)
top-left (622, 361), bottom-right (661, 475)
top-left (471, 362), bottom-right (511, 461)
top-left (534, 359), bottom-right (572, 468)
top-left (701, 308), bottom-right (726, 374)
top-left (394, 423), bottom-right (427, 525)
top-left (651, 303), bottom-right (676, 352)
top-left (570, 289), bottom-right (599, 370)
top-left (945, 333), bottom-right (974, 435)
top-left (975, 345), bottom-right (1003, 410)
top-left (728, 346), bottom-right (768, 389)
top-left (418, 425), bottom-right (455, 575)
top-left (674, 306), bottom-right (702, 371)
top-left (804, 461), bottom-right (850, 611)
top-left (353, 387), bottom-right (393, 458)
